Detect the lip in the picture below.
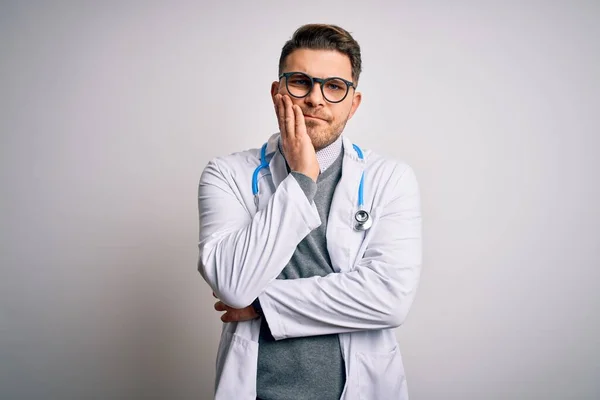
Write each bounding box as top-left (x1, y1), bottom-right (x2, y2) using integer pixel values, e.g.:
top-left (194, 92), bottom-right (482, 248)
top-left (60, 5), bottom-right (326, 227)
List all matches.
top-left (304, 115), bottom-right (326, 121)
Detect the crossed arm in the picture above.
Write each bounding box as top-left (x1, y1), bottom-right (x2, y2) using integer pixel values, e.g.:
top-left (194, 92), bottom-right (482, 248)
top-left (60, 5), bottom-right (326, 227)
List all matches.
top-left (199, 161), bottom-right (421, 338)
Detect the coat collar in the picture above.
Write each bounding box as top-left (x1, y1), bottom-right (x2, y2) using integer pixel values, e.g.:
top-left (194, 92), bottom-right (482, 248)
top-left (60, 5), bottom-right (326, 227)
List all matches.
top-left (264, 132), bottom-right (366, 187)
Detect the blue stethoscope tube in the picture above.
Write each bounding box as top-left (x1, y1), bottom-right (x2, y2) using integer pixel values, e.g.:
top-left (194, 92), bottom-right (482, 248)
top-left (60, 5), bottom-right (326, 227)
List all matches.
top-left (252, 143), bottom-right (270, 198)
top-left (252, 141), bottom-right (372, 231)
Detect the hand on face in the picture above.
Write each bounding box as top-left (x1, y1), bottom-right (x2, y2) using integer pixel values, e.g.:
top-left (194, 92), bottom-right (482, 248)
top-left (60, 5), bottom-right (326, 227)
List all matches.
top-left (273, 94), bottom-right (320, 182)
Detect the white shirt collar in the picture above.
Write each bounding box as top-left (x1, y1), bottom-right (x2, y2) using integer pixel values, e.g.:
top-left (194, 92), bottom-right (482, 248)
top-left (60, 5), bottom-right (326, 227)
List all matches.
top-left (316, 135), bottom-right (343, 173)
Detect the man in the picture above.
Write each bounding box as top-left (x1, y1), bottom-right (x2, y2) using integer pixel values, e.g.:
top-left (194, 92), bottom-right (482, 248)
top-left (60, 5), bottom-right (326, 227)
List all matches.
top-left (197, 24), bottom-right (422, 400)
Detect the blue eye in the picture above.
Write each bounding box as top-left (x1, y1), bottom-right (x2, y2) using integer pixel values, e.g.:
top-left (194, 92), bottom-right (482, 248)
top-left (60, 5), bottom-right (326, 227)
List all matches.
top-left (325, 78), bottom-right (347, 92)
top-left (292, 79), bottom-right (310, 86)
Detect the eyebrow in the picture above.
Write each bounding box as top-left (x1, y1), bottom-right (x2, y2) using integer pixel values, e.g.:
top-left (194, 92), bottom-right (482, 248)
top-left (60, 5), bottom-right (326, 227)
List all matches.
top-left (287, 71), bottom-right (353, 81)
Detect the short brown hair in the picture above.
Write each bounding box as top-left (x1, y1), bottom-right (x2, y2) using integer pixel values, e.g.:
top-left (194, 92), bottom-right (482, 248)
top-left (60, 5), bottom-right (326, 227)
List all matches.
top-left (278, 24), bottom-right (362, 85)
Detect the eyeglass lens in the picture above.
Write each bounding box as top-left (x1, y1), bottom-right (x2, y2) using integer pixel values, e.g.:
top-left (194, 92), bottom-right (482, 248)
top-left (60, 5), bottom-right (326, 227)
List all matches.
top-left (286, 73), bottom-right (349, 103)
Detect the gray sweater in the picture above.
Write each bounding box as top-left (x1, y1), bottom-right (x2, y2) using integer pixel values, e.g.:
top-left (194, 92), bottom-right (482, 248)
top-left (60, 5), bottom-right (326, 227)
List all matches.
top-left (256, 151), bottom-right (346, 400)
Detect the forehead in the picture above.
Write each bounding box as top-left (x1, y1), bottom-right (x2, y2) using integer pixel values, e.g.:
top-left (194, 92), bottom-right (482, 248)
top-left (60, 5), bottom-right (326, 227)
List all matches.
top-left (283, 48), bottom-right (353, 80)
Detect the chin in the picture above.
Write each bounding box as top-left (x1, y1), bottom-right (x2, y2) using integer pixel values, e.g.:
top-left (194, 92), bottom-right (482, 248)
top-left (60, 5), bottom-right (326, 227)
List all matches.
top-left (308, 129), bottom-right (340, 151)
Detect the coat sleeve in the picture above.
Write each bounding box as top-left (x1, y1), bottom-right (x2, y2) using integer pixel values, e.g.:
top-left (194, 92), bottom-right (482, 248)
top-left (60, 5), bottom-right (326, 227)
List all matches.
top-left (197, 158), bottom-right (321, 309)
top-left (257, 164), bottom-right (422, 339)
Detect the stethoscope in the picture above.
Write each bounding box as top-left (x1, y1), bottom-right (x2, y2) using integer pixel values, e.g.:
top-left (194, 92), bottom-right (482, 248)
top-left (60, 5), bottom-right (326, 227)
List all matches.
top-left (252, 142), bottom-right (372, 231)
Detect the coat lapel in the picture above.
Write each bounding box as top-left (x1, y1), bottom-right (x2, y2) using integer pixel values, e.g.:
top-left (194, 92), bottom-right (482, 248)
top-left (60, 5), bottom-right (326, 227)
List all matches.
top-left (265, 133), bottom-right (288, 190)
top-left (326, 136), bottom-right (367, 272)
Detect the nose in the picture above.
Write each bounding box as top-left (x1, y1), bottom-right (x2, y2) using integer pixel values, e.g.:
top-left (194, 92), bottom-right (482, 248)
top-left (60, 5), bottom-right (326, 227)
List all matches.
top-left (303, 81), bottom-right (325, 107)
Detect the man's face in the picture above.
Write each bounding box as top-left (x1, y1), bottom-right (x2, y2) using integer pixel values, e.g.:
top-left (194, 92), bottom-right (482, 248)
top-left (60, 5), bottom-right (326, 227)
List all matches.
top-left (271, 49), bottom-right (362, 150)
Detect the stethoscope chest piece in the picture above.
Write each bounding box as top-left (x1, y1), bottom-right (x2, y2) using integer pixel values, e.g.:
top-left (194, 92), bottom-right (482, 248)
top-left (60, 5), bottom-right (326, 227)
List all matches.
top-left (353, 209), bottom-right (372, 231)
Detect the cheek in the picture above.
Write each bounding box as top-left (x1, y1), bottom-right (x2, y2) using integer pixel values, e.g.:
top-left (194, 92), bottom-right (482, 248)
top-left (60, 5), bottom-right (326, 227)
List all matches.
top-left (330, 108), bottom-right (349, 124)
top-left (273, 84), bottom-right (286, 96)
top-left (335, 100), bottom-right (353, 114)
top-left (282, 85), bottom-right (296, 97)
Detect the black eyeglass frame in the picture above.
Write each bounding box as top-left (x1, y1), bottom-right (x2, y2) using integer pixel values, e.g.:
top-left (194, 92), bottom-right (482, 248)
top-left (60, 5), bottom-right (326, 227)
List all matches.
top-left (278, 71), bottom-right (356, 103)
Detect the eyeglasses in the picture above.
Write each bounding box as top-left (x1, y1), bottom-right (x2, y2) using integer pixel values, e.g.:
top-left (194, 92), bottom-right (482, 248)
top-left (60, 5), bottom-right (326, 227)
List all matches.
top-left (279, 72), bottom-right (355, 103)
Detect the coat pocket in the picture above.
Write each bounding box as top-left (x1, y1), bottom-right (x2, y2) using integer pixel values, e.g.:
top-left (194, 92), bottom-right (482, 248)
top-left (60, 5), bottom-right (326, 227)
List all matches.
top-left (356, 344), bottom-right (407, 400)
top-left (215, 332), bottom-right (259, 400)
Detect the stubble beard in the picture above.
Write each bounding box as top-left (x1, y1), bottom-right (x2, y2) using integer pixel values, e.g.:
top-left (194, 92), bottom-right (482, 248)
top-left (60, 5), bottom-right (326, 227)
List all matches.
top-left (306, 117), bottom-right (349, 151)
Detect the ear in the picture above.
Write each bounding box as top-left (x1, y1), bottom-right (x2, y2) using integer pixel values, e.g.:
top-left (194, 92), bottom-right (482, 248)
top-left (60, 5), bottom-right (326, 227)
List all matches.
top-left (347, 91), bottom-right (362, 120)
top-left (271, 81), bottom-right (280, 100)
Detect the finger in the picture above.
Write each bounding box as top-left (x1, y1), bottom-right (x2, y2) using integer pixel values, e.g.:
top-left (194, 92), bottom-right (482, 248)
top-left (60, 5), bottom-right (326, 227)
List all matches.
top-left (293, 104), bottom-right (306, 136)
top-left (283, 95), bottom-right (296, 139)
top-left (221, 311), bottom-right (238, 323)
top-left (220, 310), bottom-right (247, 323)
top-left (214, 301), bottom-right (227, 312)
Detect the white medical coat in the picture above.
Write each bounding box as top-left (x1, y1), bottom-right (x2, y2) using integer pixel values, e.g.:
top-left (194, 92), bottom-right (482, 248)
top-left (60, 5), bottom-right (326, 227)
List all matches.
top-left (197, 133), bottom-right (422, 400)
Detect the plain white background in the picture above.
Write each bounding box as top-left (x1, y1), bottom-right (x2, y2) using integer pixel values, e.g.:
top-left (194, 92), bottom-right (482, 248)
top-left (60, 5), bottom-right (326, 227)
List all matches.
top-left (1, 1), bottom-right (599, 399)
